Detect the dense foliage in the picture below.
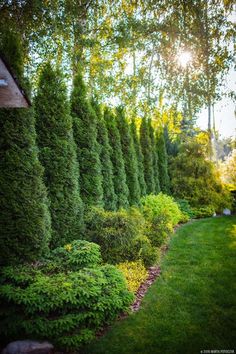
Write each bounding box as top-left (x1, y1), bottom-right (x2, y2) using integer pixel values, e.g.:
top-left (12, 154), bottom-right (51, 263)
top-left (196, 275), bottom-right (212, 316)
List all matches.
top-left (71, 70), bottom-right (103, 207)
top-left (35, 63), bottom-right (84, 247)
top-left (104, 108), bottom-right (129, 209)
top-left (170, 138), bottom-right (232, 212)
top-left (0, 243), bottom-right (133, 350)
top-left (117, 261), bottom-right (148, 293)
top-left (84, 206), bottom-right (158, 266)
top-left (156, 130), bottom-right (170, 194)
top-left (0, 32), bottom-right (51, 265)
top-left (140, 194), bottom-right (183, 247)
top-left (130, 119), bottom-right (147, 196)
top-left (116, 107), bottom-right (141, 205)
top-left (92, 101), bottom-right (117, 211)
top-left (140, 118), bottom-right (155, 194)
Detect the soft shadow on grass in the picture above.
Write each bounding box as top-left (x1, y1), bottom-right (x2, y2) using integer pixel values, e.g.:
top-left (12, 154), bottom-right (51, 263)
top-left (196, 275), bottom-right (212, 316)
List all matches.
top-left (81, 216), bottom-right (236, 354)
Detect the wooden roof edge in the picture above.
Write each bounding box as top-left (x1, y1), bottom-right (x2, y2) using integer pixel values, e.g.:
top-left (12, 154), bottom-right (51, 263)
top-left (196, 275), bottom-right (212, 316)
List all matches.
top-left (0, 51), bottom-right (31, 107)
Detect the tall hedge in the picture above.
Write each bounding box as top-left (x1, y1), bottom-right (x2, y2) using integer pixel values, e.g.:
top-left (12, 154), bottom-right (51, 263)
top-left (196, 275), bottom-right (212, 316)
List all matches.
top-left (71, 70), bottom-right (103, 207)
top-left (140, 117), bottom-right (155, 194)
top-left (34, 63), bottom-right (84, 247)
top-left (92, 100), bottom-right (117, 211)
top-left (148, 119), bottom-right (160, 194)
top-left (156, 129), bottom-right (170, 194)
top-left (116, 107), bottom-right (140, 205)
top-left (104, 108), bottom-right (129, 209)
top-left (0, 32), bottom-right (51, 265)
top-left (130, 118), bottom-right (147, 196)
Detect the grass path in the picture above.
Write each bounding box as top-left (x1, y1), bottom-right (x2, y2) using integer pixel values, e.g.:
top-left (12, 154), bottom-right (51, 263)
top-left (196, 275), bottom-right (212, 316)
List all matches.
top-left (82, 216), bottom-right (236, 354)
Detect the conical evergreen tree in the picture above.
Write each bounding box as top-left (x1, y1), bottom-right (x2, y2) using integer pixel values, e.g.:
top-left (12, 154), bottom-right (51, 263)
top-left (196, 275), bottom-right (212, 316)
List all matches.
top-left (0, 32), bottom-right (51, 265)
top-left (148, 119), bottom-right (160, 194)
top-left (104, 108), bottom-right (129, 209)
top-left (35, 63), bottom-right (84, 248)
top-left (92, 100), bottom-right (117, 211)
top-left (156, 129), bottom-right (170, 194)
top-left (71, 70), bottom-right (103, 207)
top-left (140, 117), bottom-right (155, 194)
top-left (130, 118), bottom-right (147, 196)
top-left (116, 107), bottom-right (140, 205)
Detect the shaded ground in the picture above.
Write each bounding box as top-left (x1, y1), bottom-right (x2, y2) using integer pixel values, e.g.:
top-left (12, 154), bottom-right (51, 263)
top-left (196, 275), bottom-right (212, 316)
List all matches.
top-left (81, 216), bottom-right (236, 354)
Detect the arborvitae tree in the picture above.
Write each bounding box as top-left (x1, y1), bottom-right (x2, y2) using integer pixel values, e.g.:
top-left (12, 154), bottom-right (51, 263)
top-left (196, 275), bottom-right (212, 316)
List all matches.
top-left (71, 70), bottom-right (103, 207)
top-left (104, 108), bottom-right (129, 209)
top-left (116, 107), bottom-right (140, 205)
top-left (0, 32), bottom-right (51, 265)
top-left (130, 118), bottom-right (147, 196)
top-left (140, 117), bottom-right (155, 194)
top-left (156, 129), bottom-right (170, 194)
top-left (35, 63), bottom-right (84, 248)
top-left (92, 100), bottom-right (117, 211)
top-left (148, 119), bottom-right (160, 194)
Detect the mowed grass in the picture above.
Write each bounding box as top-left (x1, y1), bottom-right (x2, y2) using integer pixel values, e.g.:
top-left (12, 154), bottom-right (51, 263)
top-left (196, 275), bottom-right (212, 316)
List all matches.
top-left (81, 216), bottom-right (236, 354)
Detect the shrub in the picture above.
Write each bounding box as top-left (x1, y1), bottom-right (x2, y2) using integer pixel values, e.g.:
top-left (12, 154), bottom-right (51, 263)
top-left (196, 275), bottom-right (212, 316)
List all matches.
top-left (140, 193), bottom-right (182, 246)
top-left (191, 206), bottom-right (215, 218)
top-left (84, 207), bottom-right (157, 266)
top-left (0, 262), bottom-right (133, 350)
top-left (175, 199), bottom-right (194, 222)
top-left (71, 69), bottom-right (103, 207)
top-left (117, 261), bottom-right (148, 293)
top-left (130, 235), bottom-right (160, 268)
top-left (49, 240), bottom-right (102, 271)
top-left (35, 63), bottom-right (84, 247)
top-left (0, 31), bottom-right (51, 265)
top-left (170, 136), bottom-right (232, 212)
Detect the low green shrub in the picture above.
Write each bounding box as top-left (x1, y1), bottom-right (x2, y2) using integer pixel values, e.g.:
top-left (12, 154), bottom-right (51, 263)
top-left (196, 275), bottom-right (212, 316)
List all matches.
top-left (140, 193), bottom-right (182, 247)
top-left (192, 205), bottom-right (215, 218)
top-left (84, 207), bottom-right (157, 265)
top-left (176, 199), bottom-right (195, 221)
top-left (49, 239), bottom-right (102, 271)
top-left (130, 235), bottom-right (160, 267)
top-left (0, 261), bottom-right (133, 350)
top-left (117, 260), bottom-right (148, 293)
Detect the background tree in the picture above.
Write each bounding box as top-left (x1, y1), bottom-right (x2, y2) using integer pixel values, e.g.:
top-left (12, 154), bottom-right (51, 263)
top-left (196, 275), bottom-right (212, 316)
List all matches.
top-left (130, 118), bottom-right (147, 196)
top-left (116, 107), bottom-right (140, 205)
top-left (71, 69), bottom-right (103, 207)
top-left (104, 108), bottom-right (129, 209)
top-left (92, 100), bottom-right (117, 211)
top-left (0, 31), bottom-right (51, 265)
top-left (35, 63), bottom-right (84, 248)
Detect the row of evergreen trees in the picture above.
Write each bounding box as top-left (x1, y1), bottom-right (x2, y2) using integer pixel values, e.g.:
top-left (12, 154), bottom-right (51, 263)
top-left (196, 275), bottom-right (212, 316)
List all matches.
top-left (0, 33), bottom-right (170, 265)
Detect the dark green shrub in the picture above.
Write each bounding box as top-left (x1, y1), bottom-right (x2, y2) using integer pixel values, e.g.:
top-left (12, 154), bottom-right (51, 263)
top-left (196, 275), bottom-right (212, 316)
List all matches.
top-left (130, 118), bottom-right (147, 196)
top-left (104, 108), bottom-right (129, 209)
top-left (0, 31), bottom-right (51, 265)
top-left (176, 199), bottom-right (195, 219)
top-left (156, 129), bottom-right (170, 194)
top-left (35, 63), bottom-right (84, 247)
top-left (116, 107), bottom-right (140, 206)
top-left (49, 240), bottom-right (102, 271)
top-left (140, 117), bottom-right (155, 194)
top-left (92, 101), bottom-right (117, 211)
top-left (0, 262), bottom-right (133, 350)
top-left (148, 119), bottom-right (160, 194)
top-left (71, 69), bottom-right (103, 207)
top-left (85, 207), bottom-right (156, 265)
top-left (140, 193), bottom-right (182, 247)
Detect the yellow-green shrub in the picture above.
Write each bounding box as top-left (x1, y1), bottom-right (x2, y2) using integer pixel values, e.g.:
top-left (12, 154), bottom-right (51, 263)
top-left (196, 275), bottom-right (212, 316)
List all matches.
top-left (117, 260), bottom-right (148, 293)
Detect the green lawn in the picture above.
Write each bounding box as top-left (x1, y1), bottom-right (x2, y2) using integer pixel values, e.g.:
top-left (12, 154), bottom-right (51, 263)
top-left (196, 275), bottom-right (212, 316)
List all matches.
top-left (82, 216), bottom-right (236, 354)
